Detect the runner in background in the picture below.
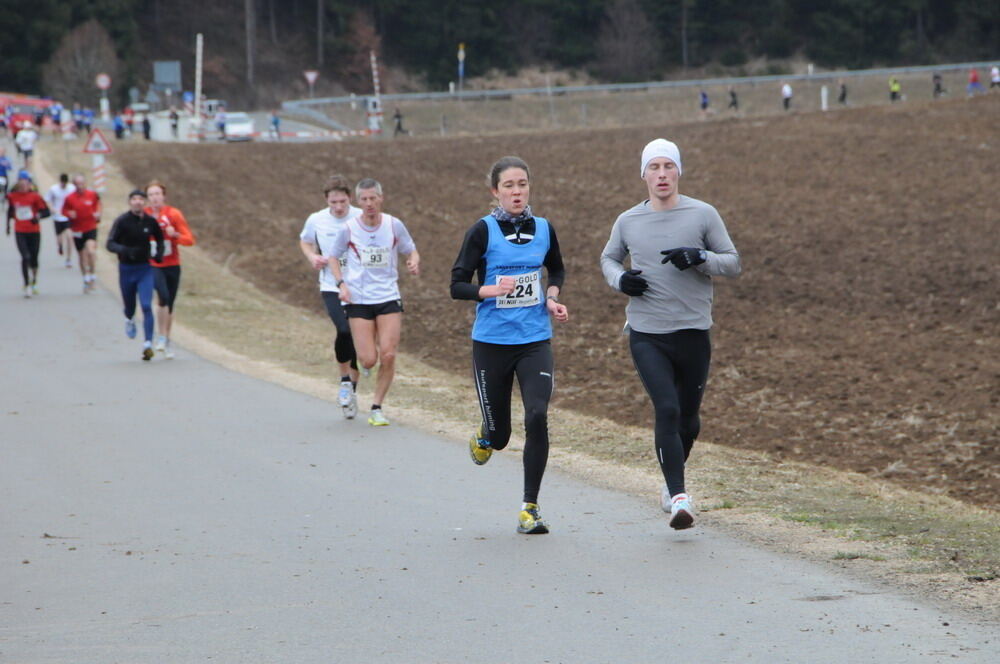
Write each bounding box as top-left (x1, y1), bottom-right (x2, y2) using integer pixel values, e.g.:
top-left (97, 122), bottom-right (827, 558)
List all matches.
top-left (781, 82), bottom-right (793, 111)
top-left (727, 86), bottom-right (739, 112)
top-left (106, 189), bottom-right (164, 361)
top-left (299, 175), bottom-right (361, 419)
top-left (838, 78), bottom-right (848, 105)
top-left (450, 155), bottom-right (569, 535)
top-left (145, 180), bottom-right (196, 359)
top-left (6, 174), bottom-right (50, 297)
top-left (62, 174), bottom-right (101, 293)
top-left (45, 173), bottom-right (76, 267)
top-left (0, 147), bottom-right (13, 204)
top-left (15, 124), bottom-right (38, 169)
top-left (600, 138), bottom-right (741, 530)
top-left (328, 178), bottom-right (419, 427)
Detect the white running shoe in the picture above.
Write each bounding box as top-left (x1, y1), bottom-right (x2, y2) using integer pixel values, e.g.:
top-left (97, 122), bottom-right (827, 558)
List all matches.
top-left (337, 380), bottom-right (353, 407)
top-left (164, 342), bottom-right (175, 360)
top-left (360, 366), bottom-right (371, 378)
top-left (154, 335), bottom-right (167, 353)
top-left (669, 493), bottom-right (695, 530)
top-left (23, 285), bottom-right (31, 298)
top-left (661, 485), bottom-right (671, 513)
top-left (125, 319), bottom-right (137, 339)
top-left (343, 392), bottom-right (358, 420)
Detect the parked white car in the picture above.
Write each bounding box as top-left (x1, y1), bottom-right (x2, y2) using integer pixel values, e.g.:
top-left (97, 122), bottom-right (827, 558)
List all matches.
top-left (223, 112), bottom-right (255, 141)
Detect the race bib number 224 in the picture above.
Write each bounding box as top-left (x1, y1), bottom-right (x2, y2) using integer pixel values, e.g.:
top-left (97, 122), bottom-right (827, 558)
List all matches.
top-left (495, 271), bottom-right (542, 309)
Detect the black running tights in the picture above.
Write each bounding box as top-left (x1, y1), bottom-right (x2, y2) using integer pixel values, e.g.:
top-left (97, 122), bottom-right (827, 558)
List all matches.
top-left (321, 291), bottom-right (358, 369)
top-left (472, 340), bottom-right (553, 504)
top-left (15, 232), bottom-right (40, 285)
top-left (629, 328), bottom-right (711, 497)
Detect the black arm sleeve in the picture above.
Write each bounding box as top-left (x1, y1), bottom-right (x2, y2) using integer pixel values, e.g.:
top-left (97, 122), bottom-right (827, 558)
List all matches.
top-left (544, 223), bottom-right (566, 291)
top-left (105, 215), bottom-right (126, 255)
top-left (450, 220), bottom-right (489, 301)
top-left (149, 215), bottom-right (165, 262)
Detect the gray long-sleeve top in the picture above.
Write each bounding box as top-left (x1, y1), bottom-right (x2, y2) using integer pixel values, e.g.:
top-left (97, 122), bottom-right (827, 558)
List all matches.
top-left (600, 195), bottom-right (741, 334)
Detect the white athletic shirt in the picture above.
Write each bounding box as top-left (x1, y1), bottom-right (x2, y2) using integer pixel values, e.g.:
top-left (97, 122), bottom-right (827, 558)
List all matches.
top-left (329, 213), bottom-right (416, 305)
top-left (45, 183), bottom-right (76, 222)
top-left (781, 84), bottom-right (793, 99)
top-left (15, 129), bottom-right (38, 151)
top-left (299, 205), bottom-right (362, 292)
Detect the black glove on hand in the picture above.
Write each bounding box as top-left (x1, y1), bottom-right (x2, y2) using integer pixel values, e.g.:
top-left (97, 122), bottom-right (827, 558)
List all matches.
top-left (660, 247), bottom-right (706, 271)
top-left (619, 269), bottom-right (649, 296)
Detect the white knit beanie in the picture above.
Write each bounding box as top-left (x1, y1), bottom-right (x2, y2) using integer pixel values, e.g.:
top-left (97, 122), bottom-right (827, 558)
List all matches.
top-left (640, 138), bottom-right (682, 178)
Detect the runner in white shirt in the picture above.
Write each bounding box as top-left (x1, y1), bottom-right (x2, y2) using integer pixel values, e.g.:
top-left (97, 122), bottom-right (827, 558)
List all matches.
top-left (329, 178), bottom-right (419, 427)
top-left (45, 173), bottom-right (76, 267)
top-left (299, 175), bottom-right (363, 419)
top-left (15, 125), bottom-right (38, 169)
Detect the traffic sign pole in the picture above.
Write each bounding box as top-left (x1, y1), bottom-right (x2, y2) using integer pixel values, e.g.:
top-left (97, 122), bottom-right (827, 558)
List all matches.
top-left (304, 70), bottom-right (319, 98)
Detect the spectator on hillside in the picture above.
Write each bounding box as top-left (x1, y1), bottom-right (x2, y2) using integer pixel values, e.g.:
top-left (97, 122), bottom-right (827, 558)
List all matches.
top-left (141, 113), bottom-right (151, 141)
top-left (72, 104), bottom-right (84, 133)
top-left (698, 90), bottom-right (709, 117)
top-left (967, 68), bottom-right (984, 96)
top-left (124, 106), bottom-right (135, 135)
top-left (393, 108), bottom-right (408, 137)
top-left (727, 86), bottom-right (739, 112)
top-left (932, 72), bottom-right (944, 98)
top-left (781, 82), bottom-right (793, 111)
top-left (82, 107), bottom-right (94, 132)
top-left (215, 108), bottom-right (226, 140)
top-left (269, 110), bottom-right (281, 140)
top-left (169, 107), bottom-right (179, 139)
top-left (991, 65), bottom-right (999, 89)
top-left (838, 78), bottom-right (848, 105)
top-left (113, 112), bottom-right (126, 139)
top-left (889, 77), bottom-right (902, 103)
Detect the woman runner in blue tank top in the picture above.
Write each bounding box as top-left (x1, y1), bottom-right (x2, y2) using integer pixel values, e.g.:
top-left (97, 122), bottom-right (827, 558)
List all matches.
top-left (450, 156), bottom-right (569, 535)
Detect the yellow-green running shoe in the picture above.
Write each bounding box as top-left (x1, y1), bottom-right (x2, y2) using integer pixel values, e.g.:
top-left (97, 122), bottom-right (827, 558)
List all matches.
top-left (368, 409), bottom-right (390, 426)
top-left (469, 424), bottom-right (493, 465)
top-left (517, 503), bottom-right (549, 535)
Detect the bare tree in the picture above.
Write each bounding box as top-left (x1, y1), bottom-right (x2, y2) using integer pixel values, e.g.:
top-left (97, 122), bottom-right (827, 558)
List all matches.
top-left (340, 11), bottom-right (382, 93)
top-left (42, 20), bottom-right (121, 106)
top-left (595, 0), bottom-right (659, 81)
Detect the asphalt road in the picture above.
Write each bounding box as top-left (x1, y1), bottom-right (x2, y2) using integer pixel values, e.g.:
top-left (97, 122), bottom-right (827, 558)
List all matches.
top-left (1, 229), bottom-right (997, 663)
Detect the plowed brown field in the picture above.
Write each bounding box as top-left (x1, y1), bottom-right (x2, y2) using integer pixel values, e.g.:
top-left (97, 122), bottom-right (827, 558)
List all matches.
top-left (116, 95), bottom-right (999, 508)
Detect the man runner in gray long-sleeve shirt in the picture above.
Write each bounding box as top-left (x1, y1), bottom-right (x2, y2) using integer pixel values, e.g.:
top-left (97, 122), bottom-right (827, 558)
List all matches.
top-left (600, 138), bottom-right (741, 530)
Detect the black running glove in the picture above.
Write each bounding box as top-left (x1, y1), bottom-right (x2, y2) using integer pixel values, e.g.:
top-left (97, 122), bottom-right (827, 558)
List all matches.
top-left (660, 247), bottom-right (707, 271)
top-left (619, 269), bottom-right (649, 296)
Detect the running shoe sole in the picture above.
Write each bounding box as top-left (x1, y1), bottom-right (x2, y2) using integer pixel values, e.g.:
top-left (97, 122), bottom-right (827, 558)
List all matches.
top-left (469, 425), bottom-right (493, 465)
top-left (669, 508), bottom-right (694, 530)
top-left (142, 347), bottom-right (154, 361)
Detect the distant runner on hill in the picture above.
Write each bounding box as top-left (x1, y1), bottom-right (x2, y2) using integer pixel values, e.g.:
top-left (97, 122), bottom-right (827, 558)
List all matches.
top-left (600, 138), bottom-right (741, 530)
top-left (299, 174), bottom-right (362, 419)
top-left (6, 173), bottom-right (50, 298)
top-left (328, 178), bottom-right (419, 427)
top-left (45, 173), bottom-right (76, 268)
top-left (145, 180), bottom-right (196, 359)
top-left (450, 155), bottom-right (569, 536)
top-left (62, 174), bottom-right (102, 293)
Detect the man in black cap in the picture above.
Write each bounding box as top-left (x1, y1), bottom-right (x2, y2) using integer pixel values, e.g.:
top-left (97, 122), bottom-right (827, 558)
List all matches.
top-left (106, 189), bottom-right (165, 360)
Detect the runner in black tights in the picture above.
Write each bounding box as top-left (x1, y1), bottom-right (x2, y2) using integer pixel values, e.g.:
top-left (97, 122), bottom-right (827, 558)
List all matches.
top-left (601, 138), bottom-right (741, 530)
top-left (450, 156), bottom-right (569, 535)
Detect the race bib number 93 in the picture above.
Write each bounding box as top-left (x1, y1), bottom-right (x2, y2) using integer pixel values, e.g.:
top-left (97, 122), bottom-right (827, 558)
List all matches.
top-left (361, 245), bottom-right (391, 268)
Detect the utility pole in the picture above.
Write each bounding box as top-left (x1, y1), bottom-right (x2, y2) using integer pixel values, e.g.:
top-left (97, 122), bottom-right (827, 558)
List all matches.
top-left (681, 0), bottom-right (689, 70)
top-left (245, 0), bottom-right (256, 85)
top-left (317, 0), bottom-right (324, 66)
